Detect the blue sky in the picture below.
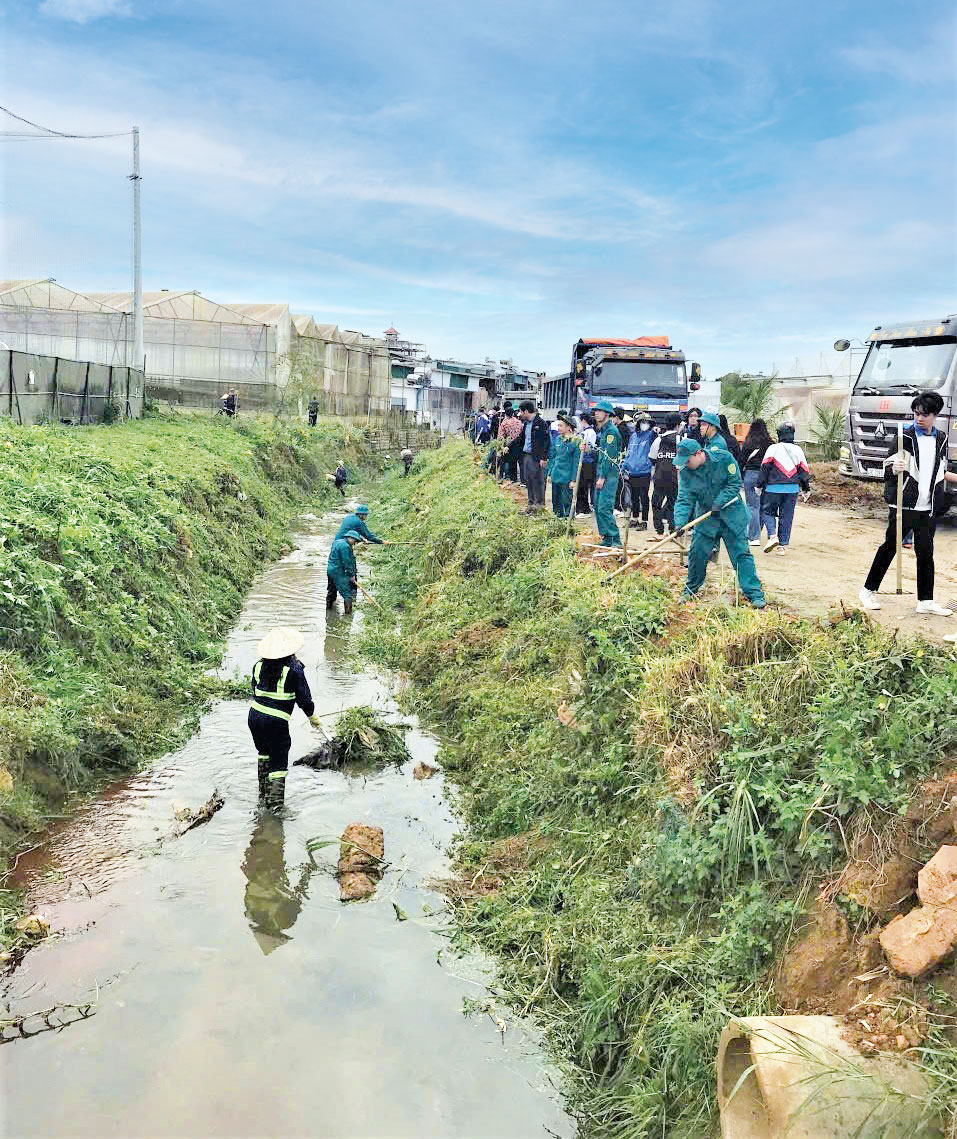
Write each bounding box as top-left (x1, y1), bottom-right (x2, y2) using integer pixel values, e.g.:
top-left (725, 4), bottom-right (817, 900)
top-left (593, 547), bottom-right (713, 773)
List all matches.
top-left (1, 0), bottom-right (954, 377)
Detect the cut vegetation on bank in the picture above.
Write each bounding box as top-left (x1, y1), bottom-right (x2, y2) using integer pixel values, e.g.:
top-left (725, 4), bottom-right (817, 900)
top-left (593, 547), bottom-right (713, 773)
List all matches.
top-left (364, 442), bottom-right (957, 1138)
top-left (0, 412), bottom-right (373, 858)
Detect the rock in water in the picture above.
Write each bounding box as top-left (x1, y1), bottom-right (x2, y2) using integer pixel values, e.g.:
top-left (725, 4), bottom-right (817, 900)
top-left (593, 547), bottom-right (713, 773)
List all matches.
top-left (337, 823), bottom-right (384, 902)
top-left (15, 914), bottom-right (50, 939)
top-left (413, 761), bottom-right (436, 780)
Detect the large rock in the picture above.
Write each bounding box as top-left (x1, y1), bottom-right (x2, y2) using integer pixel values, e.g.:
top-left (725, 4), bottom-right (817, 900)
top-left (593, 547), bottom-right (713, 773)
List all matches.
top-left (337, 823), bottom-right (384, 902)
top-left (917, 844), bottom-right (957, 908)
top-left (879, 845), bottom-right (957, 977)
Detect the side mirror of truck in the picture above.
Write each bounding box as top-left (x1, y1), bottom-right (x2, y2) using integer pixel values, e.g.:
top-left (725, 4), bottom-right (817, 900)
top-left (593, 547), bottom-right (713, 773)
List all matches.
top-left (834, 339), bottom-right (851, 352)
top-left (690, 362), bottom-right (701, 390)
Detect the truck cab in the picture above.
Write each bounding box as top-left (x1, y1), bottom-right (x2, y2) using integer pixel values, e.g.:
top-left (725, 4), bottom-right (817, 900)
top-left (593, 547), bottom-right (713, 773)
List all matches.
top-left (570, 337), bottom-right (700, 427)
top-left (839, 316), bottom-right (957, 478)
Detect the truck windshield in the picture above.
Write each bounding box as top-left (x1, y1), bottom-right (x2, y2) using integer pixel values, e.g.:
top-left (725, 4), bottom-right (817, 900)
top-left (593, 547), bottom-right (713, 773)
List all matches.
top-left (855, 339), bottom-right (956, 394)
top-left (592, 361), bottom-right (685, 398)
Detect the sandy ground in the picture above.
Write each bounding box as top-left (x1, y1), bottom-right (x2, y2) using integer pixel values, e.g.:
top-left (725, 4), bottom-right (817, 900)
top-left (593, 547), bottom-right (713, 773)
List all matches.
top-left (593, 503), bottom-right (957, 644)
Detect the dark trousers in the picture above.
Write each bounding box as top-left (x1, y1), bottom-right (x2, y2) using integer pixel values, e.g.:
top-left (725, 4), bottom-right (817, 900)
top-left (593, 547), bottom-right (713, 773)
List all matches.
top-left (576, 465), bottom-right (595, 513)
top-left (334, 479), bottom-right (346, 497)
top-left (248, 708), bottom-right (291, 805)
top-left (652, 482), bottom-right (677, 534)
top-left (761, 492), bottom-right (798, 546)
top-left (551, 481), bottom-right (573, 518)
top-left (522, 453), bottom-right (545, 506)
top-left (308, 410), bottom-right (318, 426)
top-left (501, 455), bottom-right (519, 482)
top-left (629, 473), bottom-right (651, 521)
top-left (327, 574), bottom-right (355, 612)
top-left (865, 509), bottom-right (936, 601)
top-left (403, 458), bottom-right (412, 475)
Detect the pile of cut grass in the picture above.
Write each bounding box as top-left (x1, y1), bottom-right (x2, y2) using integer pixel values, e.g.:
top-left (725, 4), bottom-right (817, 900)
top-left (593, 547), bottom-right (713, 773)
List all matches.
top-left (363, 442), bottom-right (957, 1139)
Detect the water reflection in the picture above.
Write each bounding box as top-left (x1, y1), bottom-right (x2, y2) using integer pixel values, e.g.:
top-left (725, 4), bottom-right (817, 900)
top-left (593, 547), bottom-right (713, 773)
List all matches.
top-left (241, 809), bottom-right (317, 956)
top-left (323, 608), bottom-right (355, 667)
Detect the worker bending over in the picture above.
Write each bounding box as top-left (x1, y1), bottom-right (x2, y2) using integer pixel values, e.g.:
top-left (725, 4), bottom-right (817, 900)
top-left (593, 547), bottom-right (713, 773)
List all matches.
top-left (326, 529), bottom-right (365, 613)
top-left (248, 626), bottom-right (321, 805)
top-left (673, 438), bottom-right (766, 609)
top-left (334, 504), bottom-right (385, 545)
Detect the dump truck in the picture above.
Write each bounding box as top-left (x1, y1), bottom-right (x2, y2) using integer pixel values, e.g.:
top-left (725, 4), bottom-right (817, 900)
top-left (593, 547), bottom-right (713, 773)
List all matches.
top-left (836, 315), bottom-right (957, 479)
top-left (568, 337), bottom-right (701, 426)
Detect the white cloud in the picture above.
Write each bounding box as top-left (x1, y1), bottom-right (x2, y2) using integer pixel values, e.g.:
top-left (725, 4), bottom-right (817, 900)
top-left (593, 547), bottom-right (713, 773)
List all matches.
top-left (38, 0), bottom-right (131, 24)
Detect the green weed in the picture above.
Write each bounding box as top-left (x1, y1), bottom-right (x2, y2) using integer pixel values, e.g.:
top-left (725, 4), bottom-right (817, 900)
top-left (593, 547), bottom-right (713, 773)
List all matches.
top-left (362, 442), bottom-right (957, 1138)
top-left (0, 412), bottom-right (374, 877)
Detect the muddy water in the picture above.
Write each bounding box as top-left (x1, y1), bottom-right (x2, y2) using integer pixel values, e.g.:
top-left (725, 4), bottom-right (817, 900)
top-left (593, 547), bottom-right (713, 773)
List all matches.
top-left (1, 507), bottom-right (573, 1139)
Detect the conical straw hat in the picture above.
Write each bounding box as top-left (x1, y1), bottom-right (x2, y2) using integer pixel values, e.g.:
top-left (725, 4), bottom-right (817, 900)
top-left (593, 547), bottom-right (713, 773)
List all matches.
top-left (257, 626), bottom-right (304, 660)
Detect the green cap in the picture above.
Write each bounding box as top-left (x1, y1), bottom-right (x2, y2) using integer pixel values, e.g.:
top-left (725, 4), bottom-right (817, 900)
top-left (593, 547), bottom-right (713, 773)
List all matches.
top-left (356, 504), bottom-right (369, 514)
top-left (699, 410), bottom-right (721, 429)
top-left (674, 438), bottom-right (702, 469)
top-left (343, 530), bottom-right (366, 541)
top-left (594, 399), bottom-right (614, 414)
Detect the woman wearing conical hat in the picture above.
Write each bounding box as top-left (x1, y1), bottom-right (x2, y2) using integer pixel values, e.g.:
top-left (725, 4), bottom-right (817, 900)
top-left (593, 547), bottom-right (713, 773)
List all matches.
top-left (248, 627), bottom-right (320, 804)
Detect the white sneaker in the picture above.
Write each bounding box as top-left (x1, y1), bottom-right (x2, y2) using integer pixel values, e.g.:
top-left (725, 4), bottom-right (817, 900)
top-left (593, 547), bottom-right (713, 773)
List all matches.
top-left (764, 536), bottom-right (780, 552)
top-left (916, 600), bottom-right (954, 617)
top-left (775, 546), bottom-right (787, 556)
top-left (858, 588), bottom-right (881, 611)
top-left (748, 539), bottom-right (761, 546)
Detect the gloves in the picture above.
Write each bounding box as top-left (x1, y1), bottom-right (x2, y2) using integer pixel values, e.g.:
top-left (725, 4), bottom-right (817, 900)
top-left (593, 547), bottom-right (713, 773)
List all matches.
top-left (309, 714), bottom-right (321, 728)
top-left (673, 524), bottom-right (687, 537)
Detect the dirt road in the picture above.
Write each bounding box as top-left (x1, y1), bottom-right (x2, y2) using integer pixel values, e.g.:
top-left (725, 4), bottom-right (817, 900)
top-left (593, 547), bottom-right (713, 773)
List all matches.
top-left (698, 502), bottom-right (957, 644)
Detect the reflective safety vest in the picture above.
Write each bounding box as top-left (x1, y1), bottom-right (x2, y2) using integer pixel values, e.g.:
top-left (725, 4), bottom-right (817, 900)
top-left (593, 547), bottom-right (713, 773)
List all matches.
top-left (250, 660), bottom-right (296, 721)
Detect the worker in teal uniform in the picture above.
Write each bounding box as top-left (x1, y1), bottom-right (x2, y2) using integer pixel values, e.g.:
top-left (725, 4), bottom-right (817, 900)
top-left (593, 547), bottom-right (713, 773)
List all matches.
top-left (334, 504), bottom-right (385, 545)
top-left (326, 529), bottom-right (365, 613)
top-left (673, 437), bottom-right (766, 608)
top-left (547, 412), bottom-right (580, 518)
top-left (592, 398), bottom-right (622, 546)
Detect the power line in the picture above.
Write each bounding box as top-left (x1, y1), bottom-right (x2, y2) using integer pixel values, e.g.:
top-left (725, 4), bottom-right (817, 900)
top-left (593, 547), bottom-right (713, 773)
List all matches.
top-left (0, 103), bottom-right (132, 140)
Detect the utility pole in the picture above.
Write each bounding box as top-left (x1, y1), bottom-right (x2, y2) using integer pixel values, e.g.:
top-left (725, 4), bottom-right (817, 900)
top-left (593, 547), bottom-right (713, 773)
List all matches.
top-left (130, 126), bottom-right (143, 371)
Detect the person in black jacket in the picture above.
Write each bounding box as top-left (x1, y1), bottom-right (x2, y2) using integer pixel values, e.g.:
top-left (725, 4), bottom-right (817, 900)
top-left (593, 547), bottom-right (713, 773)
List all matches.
top-left (648, 414), bottom-right (681, 536)
top-left (719, 414), bottom-right (742, 467)
top-left (248, 626), bottom-right (321, 805)
top-left (740, 418), bottom-right (774, 543)
top-left (860, 391), bottom-right (957, 616)
top-left (518, 399), bottom-right (550, 511)
top-left (612, 408), bottom-right (633, 512)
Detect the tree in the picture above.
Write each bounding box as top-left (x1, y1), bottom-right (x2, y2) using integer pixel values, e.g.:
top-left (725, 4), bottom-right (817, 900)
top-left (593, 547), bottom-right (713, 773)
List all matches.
top-left (809, 403), bottom-right (846, 460)
top-left (719, 372), bottom-right (783, 425)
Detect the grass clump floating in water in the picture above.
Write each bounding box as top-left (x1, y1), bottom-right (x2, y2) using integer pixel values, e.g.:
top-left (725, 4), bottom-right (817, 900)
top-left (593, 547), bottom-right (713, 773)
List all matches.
top-left (297, 706), bottom-right (411, 770)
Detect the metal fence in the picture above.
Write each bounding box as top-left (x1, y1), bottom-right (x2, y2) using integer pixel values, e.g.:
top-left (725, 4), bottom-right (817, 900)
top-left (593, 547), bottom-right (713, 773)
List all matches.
top-left (2, 349), bottom-right (145, 425)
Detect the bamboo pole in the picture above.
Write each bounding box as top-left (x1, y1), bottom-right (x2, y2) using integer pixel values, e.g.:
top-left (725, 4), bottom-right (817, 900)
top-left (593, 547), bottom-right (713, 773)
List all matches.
top-left (355, 581), bottom-right (385, 612)
top-left (566, 439), bottom-right (586, 537)
top-left (895, 421), bottom-right (904, 595)
top-left (608, 508), bottom-right (714, 579)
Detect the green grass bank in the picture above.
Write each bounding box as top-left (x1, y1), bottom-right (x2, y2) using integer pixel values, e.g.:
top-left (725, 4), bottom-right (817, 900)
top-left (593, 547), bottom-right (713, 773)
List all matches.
top-left (0, 412), bottom-right (373, 859)
top-left (364, 443), bottom-right (957, 1138)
